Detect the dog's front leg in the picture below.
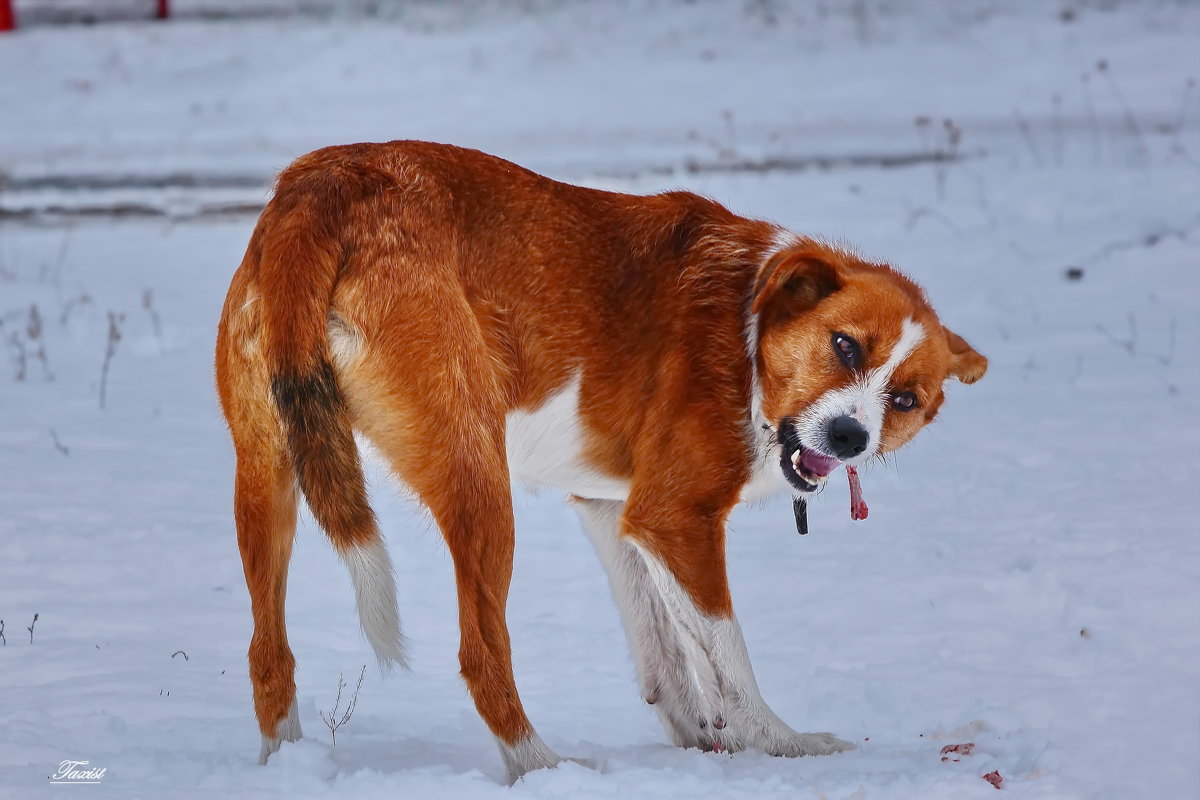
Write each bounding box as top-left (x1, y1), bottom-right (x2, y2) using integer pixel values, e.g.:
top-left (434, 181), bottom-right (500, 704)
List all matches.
top-left (695, 612), bottom-right (855, 757)
top-left (621, 502), bottom-right (854, 758)
top-left (573, 497), bottom-right (721, 749)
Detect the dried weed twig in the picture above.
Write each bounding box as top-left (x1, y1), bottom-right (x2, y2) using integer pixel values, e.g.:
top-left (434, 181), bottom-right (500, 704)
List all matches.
top-left (99, 311), bottom-right (124, 410)
top-left (26, 304), bottom-right (52, 380)
top-left (5, 326), bottom-right (26, 381)
top-left (321, 665), bottom-right (367, 746)
top-left (59, 292), bottom-right (92, 326)
top-left (1096, 313), bottom-right (1137, 356)
top-left (1096, 59), bottom-right (1149, 165)
top-left (1051, 93), bottom-right (1064, 167)
top-left (1081, 71), bottom-right (1102, 164)
top-left (143, 289), bottom-right (164, 352)
top-left (27, 613), bottom-right (38, 644)
top-left (1013, 109), bottom-right (1044, 167)
top-left (0, 620), bottom-right (6, 646)
top-left (38, 227), bottom-right (72, 285)
top-left (935, 118), bottom-right (961, 201)
top-left (913, 115), bottom-right (962, 201)
top-left (1, 305), bottom-right (52, 381)
top-left (1159, 317), bottom-right (1177, 367)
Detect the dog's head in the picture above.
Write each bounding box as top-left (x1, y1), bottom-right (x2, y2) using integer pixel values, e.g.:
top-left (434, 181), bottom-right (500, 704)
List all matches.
top-left (751, 238), bottom-right (987, 496)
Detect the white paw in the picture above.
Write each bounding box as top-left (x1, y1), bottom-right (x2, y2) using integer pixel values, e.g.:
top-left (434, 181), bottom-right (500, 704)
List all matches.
top-left (653, 701), bottom-right (741, 753)
top-left (257, 698), bottom-right (302, 765)
top-left (653, 692), bottom-right (855, 759)
top-left (643, 664), bottom-right (731, 752)
top-left (762, 730), bottom-right (856, 758)
top-left (497, 732), bottom-right (562, 784)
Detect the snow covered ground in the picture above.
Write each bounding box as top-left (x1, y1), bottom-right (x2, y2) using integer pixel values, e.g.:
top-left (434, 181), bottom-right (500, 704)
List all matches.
top-left (2, 1), bottom-right (1198, 798)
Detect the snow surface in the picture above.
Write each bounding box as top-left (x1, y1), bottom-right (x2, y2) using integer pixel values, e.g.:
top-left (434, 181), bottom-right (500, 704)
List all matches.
top-left (2, 2), bottom-right (1199, 798)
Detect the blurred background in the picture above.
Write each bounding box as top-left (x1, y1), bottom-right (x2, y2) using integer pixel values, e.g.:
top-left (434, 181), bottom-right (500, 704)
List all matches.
top-left (1, 2), bottom-right (1197, 799)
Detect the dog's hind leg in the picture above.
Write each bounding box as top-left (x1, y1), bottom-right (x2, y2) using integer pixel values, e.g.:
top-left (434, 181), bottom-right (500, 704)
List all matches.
top-left (367, 403), bottom-right (559, 781)
top-left (336, 295), bottom-right (560, 784)
top-left (217, 282), bottom-right (303, 764)
top-left (434, 452), bottom-right (560, 783)
top-left (237, 455), bottom-right (304, 764)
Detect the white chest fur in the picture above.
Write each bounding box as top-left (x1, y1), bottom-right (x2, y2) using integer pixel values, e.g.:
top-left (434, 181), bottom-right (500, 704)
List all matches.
top-left (505, 377), bottom-right (631, 501)
top-left (738, 419), bottom-right (791, 503)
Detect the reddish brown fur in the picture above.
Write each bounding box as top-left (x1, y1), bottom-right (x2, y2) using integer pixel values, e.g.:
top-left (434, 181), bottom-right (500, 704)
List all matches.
top-left (215, 141), bottom-right (986, 760)
top-left (754, 245), bottom-right (985, 454)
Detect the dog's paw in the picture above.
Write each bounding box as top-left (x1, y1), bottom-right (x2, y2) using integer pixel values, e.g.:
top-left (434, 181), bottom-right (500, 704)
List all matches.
top-left (654, 703), bottom-right (722, 750)
top-left (695, 713), bottom-right (748, 755)
top-left (648, 692), bottom-right (741, 754)
top-left (257, 698), bottom-right (302, 765)
top-left (763, 731), bottom-right (856, 758)
top-left (642, 658), bottom-right (734, 752)
top-left (498, 733), bottom-right (562, 784)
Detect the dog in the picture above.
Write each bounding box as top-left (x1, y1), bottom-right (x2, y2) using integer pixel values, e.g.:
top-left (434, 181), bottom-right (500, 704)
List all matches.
top-left (215, 140), bottom-right (987, 782)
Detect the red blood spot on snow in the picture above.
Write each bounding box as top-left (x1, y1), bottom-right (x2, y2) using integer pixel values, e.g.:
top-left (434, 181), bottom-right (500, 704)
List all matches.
top-left (847, 465), bottom-right (868, 520)
top-left (939, 742), bottom-right (975, 762)
top-left (982, 770), bottom-right (1003, 789)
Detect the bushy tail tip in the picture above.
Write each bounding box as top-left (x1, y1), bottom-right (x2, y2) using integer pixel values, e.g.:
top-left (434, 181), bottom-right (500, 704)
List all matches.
top-left (339, 538), bottom-right (408, 672)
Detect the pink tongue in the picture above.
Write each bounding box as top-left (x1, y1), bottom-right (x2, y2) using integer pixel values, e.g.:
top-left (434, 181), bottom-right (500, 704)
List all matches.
top-left (847, 465), bottom-right (869, 520)
top-left (799, 449), bottom-right (840, 477)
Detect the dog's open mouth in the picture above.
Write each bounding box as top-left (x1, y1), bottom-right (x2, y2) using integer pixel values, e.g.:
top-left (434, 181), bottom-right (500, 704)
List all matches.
top-left (780, 444), bottom-right (841, 494)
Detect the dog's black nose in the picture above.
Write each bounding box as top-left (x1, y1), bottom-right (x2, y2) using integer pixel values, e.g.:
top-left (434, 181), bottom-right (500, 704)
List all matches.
top-left (828, 415), bottom-right (869, 459)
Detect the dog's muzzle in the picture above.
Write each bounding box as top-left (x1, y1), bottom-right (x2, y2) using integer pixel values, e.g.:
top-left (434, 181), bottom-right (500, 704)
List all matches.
top-left (777, 418), bottom-right (842, 495)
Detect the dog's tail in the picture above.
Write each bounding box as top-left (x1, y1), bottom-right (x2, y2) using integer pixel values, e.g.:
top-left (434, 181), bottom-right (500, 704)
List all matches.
top-left (257, 152), bottom-right (406, 670)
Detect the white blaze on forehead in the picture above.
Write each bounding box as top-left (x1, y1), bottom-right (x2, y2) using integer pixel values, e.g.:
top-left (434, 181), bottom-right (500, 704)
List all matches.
top-left (793, 318), bottom-right (926, 465)
top-left (858, 317), bottom-right (926, 414)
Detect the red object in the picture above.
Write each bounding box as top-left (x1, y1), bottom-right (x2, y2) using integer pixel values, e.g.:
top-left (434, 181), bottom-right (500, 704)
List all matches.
top-left (940, 742), bottom-right (975, 762)
top-left (155, 0), bottom-right (169, 20)
top-left (846, 465), bottom-right (868, 520)
top-left (0, 0), bottom-right (16, 32)
top-left (982, 770), bottom-right (1004, 789)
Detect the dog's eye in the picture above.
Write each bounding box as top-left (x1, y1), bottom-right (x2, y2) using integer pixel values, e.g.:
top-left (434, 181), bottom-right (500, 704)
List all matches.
top-left (831, 333), bottom-right (861, 369)
top-left (891, 391), bottom-right (919, 412)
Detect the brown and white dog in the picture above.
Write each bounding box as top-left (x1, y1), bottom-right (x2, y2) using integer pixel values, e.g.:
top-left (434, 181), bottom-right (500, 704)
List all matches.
top-left (215, 140), bottom-right (987, 782)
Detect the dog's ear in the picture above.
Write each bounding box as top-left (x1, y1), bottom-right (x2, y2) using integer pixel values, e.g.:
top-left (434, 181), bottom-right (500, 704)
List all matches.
top-left (751, 242), bottom-right (843, 315)
top-left (943, 326), bottom-right (988, 384)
